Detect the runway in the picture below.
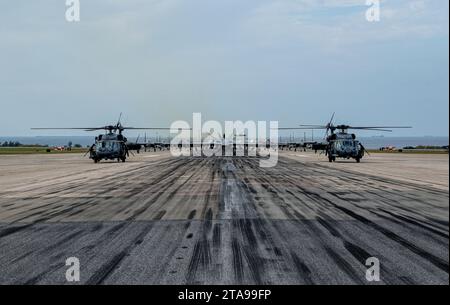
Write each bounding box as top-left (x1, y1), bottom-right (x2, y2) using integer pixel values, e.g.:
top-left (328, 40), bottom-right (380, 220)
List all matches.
top-left (0, 151), bottom-right (448, 284)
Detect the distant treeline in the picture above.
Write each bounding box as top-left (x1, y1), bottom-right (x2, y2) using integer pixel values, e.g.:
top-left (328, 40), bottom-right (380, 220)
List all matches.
top-left (1, 141), bottom-right (83, 148)
top-left (403, 145), bottom-right (449, 150)
top-left (1, 141), bottom-right (47, 147)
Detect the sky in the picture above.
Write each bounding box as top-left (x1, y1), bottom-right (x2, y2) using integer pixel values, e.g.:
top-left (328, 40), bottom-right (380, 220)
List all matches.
top-left (0, 0), bottom-right (448, 137)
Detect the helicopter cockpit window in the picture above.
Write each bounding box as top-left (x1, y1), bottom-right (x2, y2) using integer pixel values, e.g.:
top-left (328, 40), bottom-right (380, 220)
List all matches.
top-left (343, 140), bottom-right (355, 147)
top-left (97, 141), bottom-right (117, 150)
top-left (335, 140), bottom-right (355, 149)
top-left (106, 141), bottom-right (117, 150)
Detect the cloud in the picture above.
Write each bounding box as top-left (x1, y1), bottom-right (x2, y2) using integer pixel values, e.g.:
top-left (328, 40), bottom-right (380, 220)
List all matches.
top-left (0, 0), bottom-right (447, 136)
top-left (238, 0), bottom-right (448, 51)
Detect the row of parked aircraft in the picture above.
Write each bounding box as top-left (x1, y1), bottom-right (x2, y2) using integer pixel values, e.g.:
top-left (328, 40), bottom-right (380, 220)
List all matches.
top-left (32, 113), bottom-right (411, 163)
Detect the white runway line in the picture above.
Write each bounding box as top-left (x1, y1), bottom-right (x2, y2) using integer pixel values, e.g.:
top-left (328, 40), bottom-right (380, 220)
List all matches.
top-left (289, 154), bottom-right (309, 158)
top-left (143, 154), bottom-right (161, 158)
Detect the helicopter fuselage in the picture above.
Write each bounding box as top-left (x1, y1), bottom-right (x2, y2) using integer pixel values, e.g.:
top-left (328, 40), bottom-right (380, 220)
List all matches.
top-left (326, 132), bottom-right (364, 162)
top-left (31, 115), bottom-right (176, 164)
top-left (277, 114), bottom-right (410, 163)
top-left (90, 133), bottom-right (128, 163)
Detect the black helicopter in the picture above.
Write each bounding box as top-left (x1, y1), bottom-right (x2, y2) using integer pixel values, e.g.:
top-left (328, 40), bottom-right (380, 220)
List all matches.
top-left (32, 114), bottom-right (174, 163)
top-left (279, 113), bottom-right (411, 162)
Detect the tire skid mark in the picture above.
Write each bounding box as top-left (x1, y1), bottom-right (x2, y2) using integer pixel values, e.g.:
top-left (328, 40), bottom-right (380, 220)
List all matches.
top-left (0, 154), bottom-right (448, 284)
top-left (224, 158), bottom-right (302, 284)
top-left (186, 232), bottom-right (212, 284)
top-left (239, 157), bottom-right (447, 284)
top-left (125, 158), bottom-right (198, 220)
top-left (324, 246), bottom-right (364, 284)
top-left (0, 159), bottom-right (185, 222)
top-left (290, 252), bottom-right (314, 284)
top-left (377, 208), bottom-right (448, 239)
top-left (86, 222), bottom-right (155, 284)
top-left (188, 210), bottom-right (196, 220)
top-left (329, 203), bottom-right (449, 273)
top-left (231, 238), bottom-right (244, 283)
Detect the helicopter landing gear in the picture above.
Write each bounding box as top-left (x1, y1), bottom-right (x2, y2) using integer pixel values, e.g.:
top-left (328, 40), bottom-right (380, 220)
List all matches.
top-left (328, 156), bottom-right (335, 162)
top-left (94, 158), bottom-right (99, 163)
top-left (355, 157), bottom-right (361, 163)
top-left (121, 157), bottom-right (126, 162)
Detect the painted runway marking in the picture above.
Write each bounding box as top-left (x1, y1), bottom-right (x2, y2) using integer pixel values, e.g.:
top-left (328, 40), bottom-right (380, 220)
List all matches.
top-left (290, 154), bottom-right (309, 158)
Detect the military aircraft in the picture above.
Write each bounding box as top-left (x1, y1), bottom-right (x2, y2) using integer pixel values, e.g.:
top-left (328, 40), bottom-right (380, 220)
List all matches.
top-left (278, 113), bottom-right (411, 162)
top-left (127, 134), bottom-right (146, 153)
top-left (32, 114), bottom-right (176, 163)
top-left (127, 134), bottom-right (171, 153)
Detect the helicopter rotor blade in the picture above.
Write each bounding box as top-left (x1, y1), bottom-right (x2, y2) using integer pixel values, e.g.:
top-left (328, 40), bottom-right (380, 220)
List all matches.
top-left (31, 128), bottom-right (104, 130)
top-left (325, 112), bottom-right (335, 138)
top-left (120, 127), bottom-right (191, 130)
top-left (32, 126), bottom-right (119, 132)
top-left (31, 127), bottom-right (190, 131)
top-left (299, 125), bottom-right (328, 128)
top-left (275, 126), bottom-right (330, 130)
top-left (345, 126), bottom-right (412, 132)
top-left (329, 112), bottom-right (335, 125)
top-left (351, 128), bottom-right (393, 132)
top-left (275, 127), bottom-right (322, 130)
top-left (87, 126), bottom-right (113, 131)
top-left (347, 126), bottom-right (411, 129)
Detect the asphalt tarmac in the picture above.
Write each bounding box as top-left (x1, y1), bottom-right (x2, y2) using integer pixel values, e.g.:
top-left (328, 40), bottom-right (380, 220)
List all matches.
top-left (0, 151), bottom-right (448, 284)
